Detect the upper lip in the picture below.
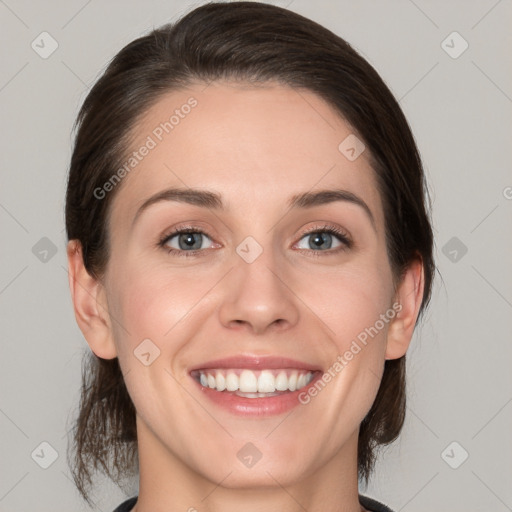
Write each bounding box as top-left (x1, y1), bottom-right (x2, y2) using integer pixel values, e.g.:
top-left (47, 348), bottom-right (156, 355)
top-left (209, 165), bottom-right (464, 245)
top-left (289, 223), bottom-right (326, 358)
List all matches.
top-left (190, 354), bottom-right (323, 373)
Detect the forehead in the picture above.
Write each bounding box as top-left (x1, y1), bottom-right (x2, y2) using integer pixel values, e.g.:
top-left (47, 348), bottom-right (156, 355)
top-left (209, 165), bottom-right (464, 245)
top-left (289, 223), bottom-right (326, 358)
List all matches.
top-left (109, 81), bottom-right (384, 230)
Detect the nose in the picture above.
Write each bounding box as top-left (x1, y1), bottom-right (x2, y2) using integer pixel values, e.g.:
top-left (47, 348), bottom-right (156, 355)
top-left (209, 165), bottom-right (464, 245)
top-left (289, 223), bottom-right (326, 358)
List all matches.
top-left (217, 248), bottom-right (300, 335)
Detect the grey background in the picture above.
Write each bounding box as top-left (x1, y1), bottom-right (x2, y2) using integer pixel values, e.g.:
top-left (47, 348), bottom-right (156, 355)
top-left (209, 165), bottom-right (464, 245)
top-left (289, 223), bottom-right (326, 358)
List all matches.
top-left (1, 1), bottom-right (511, 511)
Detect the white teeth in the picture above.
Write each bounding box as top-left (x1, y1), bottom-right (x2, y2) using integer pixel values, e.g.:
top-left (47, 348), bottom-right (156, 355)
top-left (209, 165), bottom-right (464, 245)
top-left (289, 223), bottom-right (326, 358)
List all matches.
top-left (197, 368), bottom-right (315, 394)
top-left (239, 369), bottom-right (258, 392)
top-left (226, 372), bottom-right (238, 392)
top-left (288, 371), bottom-right (298, 391)
top-left (215, 372), bottom-right (226, 391)
top-left (235, 391), bottom-right (283, 399)
top-left (275, 371), bottom-right (288, 391)
top-left (257, 370), bottom-right (275, 393)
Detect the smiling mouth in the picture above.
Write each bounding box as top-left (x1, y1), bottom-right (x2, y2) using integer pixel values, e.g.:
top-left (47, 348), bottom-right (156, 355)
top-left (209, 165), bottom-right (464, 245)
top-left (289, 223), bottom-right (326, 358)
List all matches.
top-left (190, 368), bottom-right (317, 398)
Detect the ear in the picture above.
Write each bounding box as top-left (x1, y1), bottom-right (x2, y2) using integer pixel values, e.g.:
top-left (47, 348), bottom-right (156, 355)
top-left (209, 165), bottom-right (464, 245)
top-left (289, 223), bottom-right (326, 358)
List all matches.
top-left (385, 256), bottom-right (425, 360)
top-left (66, 240), bottom-right (117, 359)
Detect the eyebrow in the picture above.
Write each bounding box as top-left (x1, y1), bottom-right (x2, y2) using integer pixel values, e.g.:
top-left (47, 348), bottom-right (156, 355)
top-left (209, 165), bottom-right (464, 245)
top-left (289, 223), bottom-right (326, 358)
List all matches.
top-left (131, 187), bottom-right (376, 231)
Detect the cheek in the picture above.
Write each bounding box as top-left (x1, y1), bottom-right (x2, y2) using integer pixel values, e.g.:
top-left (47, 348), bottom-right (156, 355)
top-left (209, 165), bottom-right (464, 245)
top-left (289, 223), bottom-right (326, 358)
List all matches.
top-left (300, 256), bottom-right (394, 349)
top-left (106, 262), bottom-right (206, 355)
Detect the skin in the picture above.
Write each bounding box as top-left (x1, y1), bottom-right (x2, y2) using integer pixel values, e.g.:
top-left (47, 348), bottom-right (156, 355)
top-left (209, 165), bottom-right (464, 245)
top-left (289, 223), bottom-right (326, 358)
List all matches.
top-left (67, 81), bottom-right (424, 512)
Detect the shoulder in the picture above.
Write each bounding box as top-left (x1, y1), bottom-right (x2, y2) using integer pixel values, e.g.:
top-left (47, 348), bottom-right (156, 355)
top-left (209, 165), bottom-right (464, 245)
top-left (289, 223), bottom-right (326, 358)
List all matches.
top-left (359, 494), bottom-right (396, 512)
top-left (112, 496), bottom-right (138, 512)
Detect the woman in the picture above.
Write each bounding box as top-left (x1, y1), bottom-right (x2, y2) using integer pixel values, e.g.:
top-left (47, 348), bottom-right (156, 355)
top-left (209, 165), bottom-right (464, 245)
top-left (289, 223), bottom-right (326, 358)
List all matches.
top-left (65, 2), bottom-right (435, 511)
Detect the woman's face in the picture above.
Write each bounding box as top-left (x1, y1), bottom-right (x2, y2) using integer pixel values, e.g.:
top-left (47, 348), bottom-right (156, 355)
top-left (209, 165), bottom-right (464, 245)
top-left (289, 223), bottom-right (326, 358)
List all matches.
top-left (95, 81), bottom-right (406, 488)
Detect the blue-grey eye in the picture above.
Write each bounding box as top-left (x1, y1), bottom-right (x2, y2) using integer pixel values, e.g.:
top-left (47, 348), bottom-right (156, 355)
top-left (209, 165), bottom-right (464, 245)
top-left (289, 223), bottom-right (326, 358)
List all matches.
top-left (166, 231), bottom-right (213, 251)
top-left (296, 231), bottom-right (343, 251)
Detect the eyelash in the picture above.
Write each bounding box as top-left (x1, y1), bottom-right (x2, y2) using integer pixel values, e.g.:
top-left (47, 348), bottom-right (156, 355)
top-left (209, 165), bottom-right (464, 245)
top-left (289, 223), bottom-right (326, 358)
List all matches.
top-left (157, 223), bottom-right (353, 258)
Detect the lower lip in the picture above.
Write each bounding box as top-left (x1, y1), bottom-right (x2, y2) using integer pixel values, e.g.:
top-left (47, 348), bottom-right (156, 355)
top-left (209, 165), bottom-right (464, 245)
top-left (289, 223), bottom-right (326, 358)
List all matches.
top-left (191, 372), bottom-right (322, 416)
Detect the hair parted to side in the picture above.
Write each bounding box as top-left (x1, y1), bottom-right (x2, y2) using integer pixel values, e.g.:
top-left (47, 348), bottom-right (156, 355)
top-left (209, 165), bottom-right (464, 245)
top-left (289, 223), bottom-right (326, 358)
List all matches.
top-left (65, 1), bottom-right (435, 504)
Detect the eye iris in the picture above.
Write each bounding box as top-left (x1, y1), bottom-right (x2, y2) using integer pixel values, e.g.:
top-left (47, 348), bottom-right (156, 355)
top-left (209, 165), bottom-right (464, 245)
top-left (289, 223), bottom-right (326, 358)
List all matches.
top-left (179, 232), bottom-right (202, 250)
top-left (309, 232), bottom-right (332, 250)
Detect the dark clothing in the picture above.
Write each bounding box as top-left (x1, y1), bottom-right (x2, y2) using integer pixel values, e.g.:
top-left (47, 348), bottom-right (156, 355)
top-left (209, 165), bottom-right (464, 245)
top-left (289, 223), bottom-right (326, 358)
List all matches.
top-left (113, 494), bottom-right (395, 512)
top-left (360, 494), bottom-right (395, 512)
top-left (112, 497), bottom-right (137, 512)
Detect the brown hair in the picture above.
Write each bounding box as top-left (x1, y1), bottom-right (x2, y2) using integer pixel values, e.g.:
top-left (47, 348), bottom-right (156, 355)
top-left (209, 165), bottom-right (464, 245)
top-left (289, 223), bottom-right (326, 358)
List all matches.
top-left (65, 1), bottom-right (435, 504)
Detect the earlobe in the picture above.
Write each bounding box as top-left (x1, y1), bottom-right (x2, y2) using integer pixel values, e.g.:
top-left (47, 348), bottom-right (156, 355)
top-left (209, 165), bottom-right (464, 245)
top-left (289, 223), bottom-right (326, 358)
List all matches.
top-left (385, 257), bottom-right (425, 360)
top-left (66, 240), bottom-right (117, 360)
